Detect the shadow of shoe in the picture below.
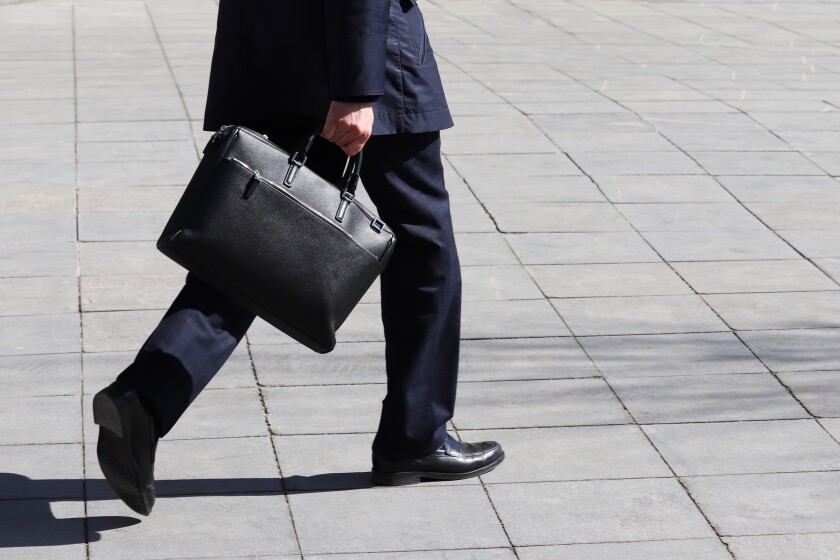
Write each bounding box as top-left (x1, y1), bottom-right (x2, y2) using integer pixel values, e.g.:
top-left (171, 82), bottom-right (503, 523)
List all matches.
top-left (0, 474), bottom-right (140, 549)
top-left (282, 471), bottom-right (374, 493)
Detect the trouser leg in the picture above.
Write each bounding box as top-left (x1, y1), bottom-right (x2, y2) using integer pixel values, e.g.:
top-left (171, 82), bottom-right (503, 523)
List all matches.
top-left (116, 124), bottom-right (310, 437)
top-left (118, 122), bottom-right (460, 453)
top-left (117, 271), bottom-right (256, 436)
top-left (358, 131), bottom-right (462, 460)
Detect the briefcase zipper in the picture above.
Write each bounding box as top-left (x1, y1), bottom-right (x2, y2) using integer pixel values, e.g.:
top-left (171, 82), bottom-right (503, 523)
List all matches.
top-left (203, 125), bottom-right (235, 154)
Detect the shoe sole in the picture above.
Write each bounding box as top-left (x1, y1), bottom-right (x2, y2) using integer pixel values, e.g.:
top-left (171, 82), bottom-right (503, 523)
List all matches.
top-left (371, 451), bottom-right (506, 486)
top-left (93, 389), bottom-right (155, 516)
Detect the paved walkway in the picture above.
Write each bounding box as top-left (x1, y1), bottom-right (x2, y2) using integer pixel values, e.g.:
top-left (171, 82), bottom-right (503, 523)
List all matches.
top-left (2, 0), bottom-right (840, 558)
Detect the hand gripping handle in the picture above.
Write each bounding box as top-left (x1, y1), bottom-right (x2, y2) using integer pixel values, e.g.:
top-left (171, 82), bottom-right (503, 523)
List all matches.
top-left (283, 121), bottom-right (363, 195)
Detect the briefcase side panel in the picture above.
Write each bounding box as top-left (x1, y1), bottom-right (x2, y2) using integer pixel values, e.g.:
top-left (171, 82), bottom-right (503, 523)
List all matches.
top-left (159, 156), bottom-right (385, 351)
top-left (157, 125), bottom-right (394, 353)
top-left (156, 243), bottom-right (336, 353)
top-left (228, 128), bottom-right (395, 262)
top-left (158, 127), bottom-right (239, 244)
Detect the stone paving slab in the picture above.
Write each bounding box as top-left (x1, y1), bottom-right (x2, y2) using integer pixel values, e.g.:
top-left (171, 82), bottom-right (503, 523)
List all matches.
top-left (78, 211), bottom-right (170, 242)
top-left (488, 478), bottom-right (715, 546)
top-left (263, 384), bottom-right (385, 436)
top-left (577, 332), bottom-right (766, 378)
top-left (818, 257), bottom-right (840, 284)
top-left (78, 241), bottom-right (183, 276)
top-left (594, 174), bottom-right (734, 203)
top-left (289, 485), bottom-right (509, 555)
top-left (739, 328), bottom-right (840, 372)
top-left (672, 260), bottom-right (839, 294)
top-left (777, 371), bottom-right (840, 418)
top-left (0, 186), bottom-right (75, 214)
top-left (644, 419), bottom-right (840, 476)
top-left (0, 394), bottom-right (81, 445)
top-left (717, 176), bottom-right (840, 202)
top-left (643, 229), bottom-right (802, 262)
top-left (449, 233), bottom-right (519, 266)
top-left (704, 291), bottom-right (840, 330)
top-left (684, 472), bottom-right (840, 536)
top-left (462, 425), bottom-right (670, 483)
top-left (81, 309), bottom-right (164, 353)
top-left (505, 231), bottom-right (661, 265)
top-left (779, 229), bottom-right (840, 258)
top-left (488, 201), bottom-right (634, 233)
top-left (455, 378), bottom-right (631, 429)
top-left (467, 175), bottom-right (604, 203)
top-left (617, 202), bottom-right (768, 232)
top-left (0, 443), bottom-right (83, 500)
top-left (0, 353), bottom-right (82, 398)
top-left (551, 294), bottom-right (728, 336)
top-left (528, 262), bottom-right (692, 297)
top-left (610, 373), bottom-right (808, 424)
top-left (86, 496), bottom-right (300, 559)
top-left (77, 186), bottom-right (185, 213)
top-left (307, 551), bottom-right (517, 560)
top-left (0, 240), bottom-right (77, 278)
top-left (458, 264), bottom-right (545, 301)
top-left (80, 274), bottom-right (185, 312)
top-left (0, 313), bottom-right (81, 356)
top-left (0, 213), bottom-right (76, 242)
top-left (724, 533), bottom-right (840, 560)
top-left (516, 540), bottom-right (732, 560)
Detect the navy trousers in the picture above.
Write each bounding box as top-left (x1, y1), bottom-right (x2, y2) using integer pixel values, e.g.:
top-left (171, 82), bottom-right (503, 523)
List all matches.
top-left (118, 125), bottom-right (462, 460)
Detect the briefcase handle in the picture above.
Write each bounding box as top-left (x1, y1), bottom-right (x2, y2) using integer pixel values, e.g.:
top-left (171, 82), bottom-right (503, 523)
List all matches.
top-left (285, 122), bottom-right (364, 197)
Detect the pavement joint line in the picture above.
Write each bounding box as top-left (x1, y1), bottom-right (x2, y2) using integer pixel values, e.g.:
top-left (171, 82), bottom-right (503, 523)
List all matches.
top-left (714, 3), bottom-right (839, 54)
top-left (731, 328), bottom-right (839, 446)
top-left (448, 421), bottom-right (521, 559)
top-left (525, 54), bottom-right (783, 378)
top-left (244, 332), bottom-right (305, 560)
top-left (68, 4), bottom-right (93, 558)
top-left (662, 97), bottom-right (840, 284)
top-left (524, 240), bottom-right (735, 553)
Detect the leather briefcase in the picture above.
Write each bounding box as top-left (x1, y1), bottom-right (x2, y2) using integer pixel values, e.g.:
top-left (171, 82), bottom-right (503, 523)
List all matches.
top-left (156, 124), bottom-right (396, 353)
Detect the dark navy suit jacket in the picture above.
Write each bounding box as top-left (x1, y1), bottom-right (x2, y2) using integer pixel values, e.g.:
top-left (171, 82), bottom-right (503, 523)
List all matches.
top-left (203, 0), bottom-right (453, 135)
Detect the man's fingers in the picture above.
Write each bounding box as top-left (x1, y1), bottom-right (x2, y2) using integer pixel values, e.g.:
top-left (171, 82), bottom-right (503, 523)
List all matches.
top-left (320, 101), bottom-right (374, 155)
top-left (339, 134), bottom-right (367, 156)
top-left (333, 124), bottom-right (363, 147)
top-left (320, 121), bottom-right (338, 142)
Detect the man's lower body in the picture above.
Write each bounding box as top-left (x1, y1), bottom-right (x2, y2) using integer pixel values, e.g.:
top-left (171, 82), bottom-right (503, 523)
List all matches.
top-left (93, 124), bottom-right (504, 515)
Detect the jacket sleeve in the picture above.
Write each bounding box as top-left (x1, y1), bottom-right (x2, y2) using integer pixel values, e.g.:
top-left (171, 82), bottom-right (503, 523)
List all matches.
top-left (324, 0), bottom-right (390, 99)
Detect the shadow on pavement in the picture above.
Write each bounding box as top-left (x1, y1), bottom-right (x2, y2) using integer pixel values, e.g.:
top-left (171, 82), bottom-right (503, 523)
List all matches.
top-left (0, 470), bottom-right (371, 548)
top-left (0, 473), bottom-right (140, 548)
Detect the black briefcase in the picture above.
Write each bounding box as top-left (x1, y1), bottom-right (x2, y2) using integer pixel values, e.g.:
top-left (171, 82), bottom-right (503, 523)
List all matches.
top-left (156, 124), bottom-right (396, 353)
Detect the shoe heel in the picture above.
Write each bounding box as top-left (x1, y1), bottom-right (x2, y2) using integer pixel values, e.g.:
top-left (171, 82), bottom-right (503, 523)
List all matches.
top-left (371, 470), bottom-right (422, 486)
top-left (93, 388), bottom-right (124, 438)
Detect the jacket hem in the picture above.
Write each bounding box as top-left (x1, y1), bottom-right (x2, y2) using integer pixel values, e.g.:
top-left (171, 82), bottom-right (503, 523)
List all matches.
top-left (371, 106), bottom-right (454, 135)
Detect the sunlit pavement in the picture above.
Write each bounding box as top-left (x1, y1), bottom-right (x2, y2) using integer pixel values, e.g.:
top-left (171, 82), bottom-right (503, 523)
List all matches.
top-left (2, 1), bottom-right (840, 558)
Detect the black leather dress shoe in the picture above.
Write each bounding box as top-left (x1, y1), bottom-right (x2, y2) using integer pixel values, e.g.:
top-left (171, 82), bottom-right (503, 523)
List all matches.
top-left (92, 380), bottom-right (159, 516)
top-left (371, 435), bottom-right (505, 486)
